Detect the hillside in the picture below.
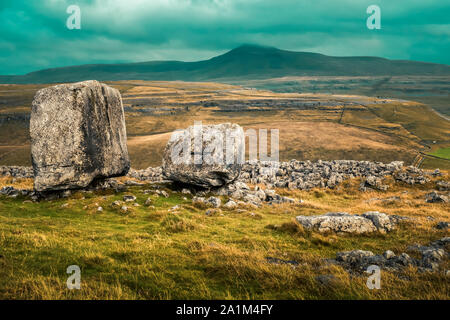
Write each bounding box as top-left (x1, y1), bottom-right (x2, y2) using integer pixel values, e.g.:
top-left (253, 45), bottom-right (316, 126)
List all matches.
top-left (1, 45), bottom-right (449, 84)
top-left (1, 81), bottom-right (449, 170)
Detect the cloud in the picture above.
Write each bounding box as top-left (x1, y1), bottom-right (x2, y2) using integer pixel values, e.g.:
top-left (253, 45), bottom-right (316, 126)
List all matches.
top-left (0, 0), bottom-right (449, 74)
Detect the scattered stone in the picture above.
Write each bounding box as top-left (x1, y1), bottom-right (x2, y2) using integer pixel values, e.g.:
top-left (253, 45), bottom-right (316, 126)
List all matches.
top-left (30, 80), bottom-right (130, 192)
top-left (436, 221), bottom-right (449, 230)
top-left (205, 208), bottom-right (221, 216)
top-left (394, 166), bottom-right (430, 185)
top-left (296, 212), bottom-right (398, 234)
top-left (192, 196), bottom-right (205, 205)
top-left (123, 195), bottom-right (136, 202)
top-left (223, 200), bottom-right (237, 209)
top-left (425, 191), bottom-right (449, 203)
top-left (62, 190), bottom-right (72, 198)
top-left (161, 190), bottom-right (169, 198)
top-left (436, 181), bottom-right (449, 191)
top-left (361, 211), bottom-right (395, 233)
top-left (181, 188), bottom-right (191, 195)
top-left (127, 167), bottom-right (163, 182)
top-left (0, 166), bottom-right (33, 179)
top-left (206, 196), bottom-right (221, 208)
top-left (334, 237), bottom-right (449, 273)
top-left (0, 186), bottom-right (21, 197)
top-left (383, 250), bottom-right (396, 259)
top-left (111, 200), bottom-right (122, 207)
top-left (360, 175), bottom-right (389, 191)
top-left (97, 206), bottom-right (103, 212)
top-left (144, 198), bottom-right (152, 206)
top-left (120, 206), bottom-right (128, 213)
top-left (124, 180), bottom-right (144, 186)
top-left (432, 169), bottom-right (442, 177)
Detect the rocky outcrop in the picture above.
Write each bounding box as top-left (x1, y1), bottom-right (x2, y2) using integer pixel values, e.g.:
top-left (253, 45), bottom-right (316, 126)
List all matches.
top-left (296, 211), bottom-right (399, 234)
top-left (162, 123), bottom-right (244, 188)
top-left (436, 181), bottom-right (450, 191)
top-left (84, 160), bottom-right (440, 192)
top-left (393, 166), bottom-right (430, 185)
top-left (333, 237), bottom-right (449, 272)
top-left (425, 191), bottom-right (449, 203)
top-left (127, 167), bottom-right (164, 182)
top-left (0, 166), bottom-right (33, 179)
top-left (238, 160), bottom-right (404, 190)
top-left (30, 80), bottom-right (130, 192)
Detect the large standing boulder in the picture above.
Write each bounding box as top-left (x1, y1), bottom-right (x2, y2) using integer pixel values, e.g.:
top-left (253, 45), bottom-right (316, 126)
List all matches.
top-left (30, 80), bottom-right (130, 192)
top-left (162, 123), bottom-right (244, 188)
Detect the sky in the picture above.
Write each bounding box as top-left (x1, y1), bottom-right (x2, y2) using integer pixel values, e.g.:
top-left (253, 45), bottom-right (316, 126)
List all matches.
top-left (0, 0), bottom-right (449, 75)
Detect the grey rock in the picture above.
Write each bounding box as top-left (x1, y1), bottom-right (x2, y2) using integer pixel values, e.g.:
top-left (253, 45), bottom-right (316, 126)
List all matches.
top-left (161, 190), bottom-right (169, 198)
top-left (436, 221), bottom-right (449, 230)
top-left (192, 196), bottom-right (205, 205)
top-left (436, 181), bottom-right (449, 191)
top-left (181, 188), bottom-right (191, 195)
top-left (111, 200), bottom-right (122, 207)
top-left (425, 191), bottom-right (449, 203)
top-left (206, 196), bottom-right (221, 208)
top-left (162, 123), bottom-right (244, 188)
top-left (30, 80), bottom-right (130, 192)
top-left (336, 250), bottom-right (375, 264)
top-left (383, 250), bottom-right (396, 259)
top-left (296, 212), bottom-right (378, 234)
top-left (0, 166), bottom-right (34, 179)
top-left (123, 195), bottom-right (136, 202)
top-left (223, 200), bottom-right (237, 209)
top-left (362, 211), bottom-right (395, 233)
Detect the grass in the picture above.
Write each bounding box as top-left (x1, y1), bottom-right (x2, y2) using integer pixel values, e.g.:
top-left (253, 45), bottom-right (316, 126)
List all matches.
top-left (1, 80), bottom-right (449, 168)
top-left (0, 175), bottom-right (448, 300)
top-left (429, 147), bottom-right (450, 160)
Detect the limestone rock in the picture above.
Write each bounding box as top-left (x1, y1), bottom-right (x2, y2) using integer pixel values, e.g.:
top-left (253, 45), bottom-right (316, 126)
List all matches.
top-left (162, 123), bottom-right (244, 188)
top-left (296, 212), bottom-right (378, 234)
top-left (425, 191), bottom-right (449, 203)
top-left (296, 211), bottom-right (398, 234)
top-left (30, 80), bottom-right (130, 192)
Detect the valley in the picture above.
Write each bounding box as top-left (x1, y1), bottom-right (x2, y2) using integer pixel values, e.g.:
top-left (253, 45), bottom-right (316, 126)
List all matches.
top-left (0, 80), bottom-right (448, 170)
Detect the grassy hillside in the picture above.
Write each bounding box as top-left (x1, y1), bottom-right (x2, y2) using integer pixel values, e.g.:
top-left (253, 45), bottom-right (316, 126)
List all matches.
top-left (1, 45), bottom-right (449, 84)
top-left (0, 175), bottom-right (448, 299)
top-left (1, 81), bottom-right (449, 169)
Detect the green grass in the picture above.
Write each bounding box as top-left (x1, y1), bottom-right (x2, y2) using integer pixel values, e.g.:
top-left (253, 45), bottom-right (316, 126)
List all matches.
top-left (429, 147), bottom-right (450, 160)
top-left (0, 177), bottom-right (448, 300)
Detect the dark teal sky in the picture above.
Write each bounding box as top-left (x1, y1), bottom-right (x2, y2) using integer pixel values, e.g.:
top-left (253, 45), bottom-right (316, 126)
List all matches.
top-left (1, 0), bottom-right (449, 75)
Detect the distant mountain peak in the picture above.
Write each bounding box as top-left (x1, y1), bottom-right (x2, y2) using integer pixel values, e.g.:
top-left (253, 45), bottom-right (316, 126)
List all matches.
top-left (1, 45), bottom-right (449, 84)
top-left (227, 44), bottom-right (280, 54)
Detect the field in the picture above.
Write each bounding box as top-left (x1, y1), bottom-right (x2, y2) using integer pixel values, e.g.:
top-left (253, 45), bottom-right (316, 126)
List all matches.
top-left (429, 148), bottom-right (450, 160)
top-left (0, 79), bottom-right (449, 300)
top-left (1, 79), bottom-right (449, 170)
top-left (0, 175), bottom-right (448, 299)
top-left (238, 75), bottom-right (450, 116)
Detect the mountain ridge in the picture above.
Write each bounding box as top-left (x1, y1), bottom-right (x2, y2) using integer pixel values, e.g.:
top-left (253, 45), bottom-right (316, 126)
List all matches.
top-left (1, 44), bottom-right (449, 84)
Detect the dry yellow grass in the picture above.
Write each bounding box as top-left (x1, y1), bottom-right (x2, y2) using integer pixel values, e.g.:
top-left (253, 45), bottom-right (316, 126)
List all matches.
top-left (0, 173), bottom-right (448, 299)
top-left (0, 80), bottom-right (448, 169)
